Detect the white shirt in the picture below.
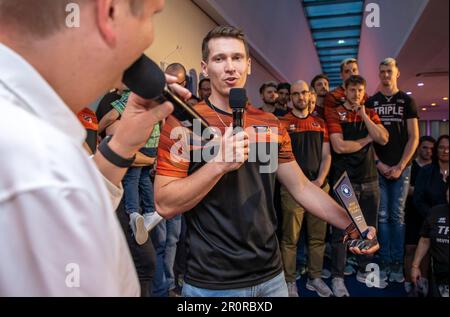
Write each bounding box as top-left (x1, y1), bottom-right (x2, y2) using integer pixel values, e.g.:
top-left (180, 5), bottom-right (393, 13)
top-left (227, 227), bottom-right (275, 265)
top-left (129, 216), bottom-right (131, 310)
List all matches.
top-left (0, 43), bottom-right (140, 296)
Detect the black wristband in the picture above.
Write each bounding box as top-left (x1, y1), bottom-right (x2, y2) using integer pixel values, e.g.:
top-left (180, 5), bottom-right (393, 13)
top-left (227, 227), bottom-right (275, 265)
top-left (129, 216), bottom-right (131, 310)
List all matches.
top-left (98, 136), bottom-right (136, 168)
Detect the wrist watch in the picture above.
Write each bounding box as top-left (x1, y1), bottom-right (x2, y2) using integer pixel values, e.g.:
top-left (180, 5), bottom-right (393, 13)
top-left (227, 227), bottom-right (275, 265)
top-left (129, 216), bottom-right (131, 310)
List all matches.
top-left (98, 135), bottom-right (136, 168)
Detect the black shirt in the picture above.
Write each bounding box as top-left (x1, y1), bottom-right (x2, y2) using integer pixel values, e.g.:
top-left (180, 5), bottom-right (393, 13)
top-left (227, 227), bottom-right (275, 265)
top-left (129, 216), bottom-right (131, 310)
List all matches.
top-left (366, 91), bottom-right (419, 166)
top-left (156, 102), bottom-right (295, 289)
top-left (420, 204), bottom-right (449, 283)
top-left (280, 113), bottom-right (329, 181)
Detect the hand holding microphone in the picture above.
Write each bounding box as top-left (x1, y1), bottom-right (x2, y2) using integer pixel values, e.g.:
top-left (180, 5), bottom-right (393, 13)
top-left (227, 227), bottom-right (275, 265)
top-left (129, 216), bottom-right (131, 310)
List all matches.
top-left (122, 55), bottom-right (211, 137)
top-left (209, 88), bottom-right (249, 174)
top-left (111, 91), bottom-right (175, 156)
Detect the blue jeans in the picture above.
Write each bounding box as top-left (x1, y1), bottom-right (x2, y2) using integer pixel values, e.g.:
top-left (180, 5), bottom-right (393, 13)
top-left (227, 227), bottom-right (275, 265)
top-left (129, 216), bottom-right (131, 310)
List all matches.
top-left (151, 215), bottom-right (182, 296)
top-left (378, 166), bottom-right (411, 264)
top-left (182, 272), bottom-right (288, 297)
top-left (122, 166), bottom-right (155, 215)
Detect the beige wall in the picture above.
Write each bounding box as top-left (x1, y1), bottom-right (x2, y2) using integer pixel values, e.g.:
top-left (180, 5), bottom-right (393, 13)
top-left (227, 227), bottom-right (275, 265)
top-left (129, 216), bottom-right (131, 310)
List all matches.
top-left (144, 0), bottom-right (276, 104)
top-left (145, 0), bottom-right (215, 75)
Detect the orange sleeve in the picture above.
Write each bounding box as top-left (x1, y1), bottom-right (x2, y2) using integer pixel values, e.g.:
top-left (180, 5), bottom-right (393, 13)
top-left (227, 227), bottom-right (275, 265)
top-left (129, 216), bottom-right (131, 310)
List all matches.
top-left (369, 108), bottom-right (382, 125)
top-left (156, 116), bottom-right (191, 178)
top-left (77, 108), bottom-right (98, 131)
top-left (318, 118), bottom-right (329, 143)
top-left (278, 123), bottom-right (295, 164)
top-left (278, 116), bottom-right (292, 132)
top-left (325, 107), bottom-right (343, 135)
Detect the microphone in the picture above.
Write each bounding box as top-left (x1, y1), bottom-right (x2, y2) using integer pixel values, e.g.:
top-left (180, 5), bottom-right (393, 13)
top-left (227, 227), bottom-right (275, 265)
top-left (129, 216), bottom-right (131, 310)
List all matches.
top-left (122, 54), bottom-right (210, 136)
top-left (229, 88), bottom-right (247, 129)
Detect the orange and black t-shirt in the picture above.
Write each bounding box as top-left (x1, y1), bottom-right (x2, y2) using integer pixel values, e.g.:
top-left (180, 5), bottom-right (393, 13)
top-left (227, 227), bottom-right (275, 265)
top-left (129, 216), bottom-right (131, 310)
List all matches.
top-left (325, 105), bottom-right (381, 184)
top-left (280, 113), bottom-right (329, 181)
top-left (157, 100), bottom-right (294, 290)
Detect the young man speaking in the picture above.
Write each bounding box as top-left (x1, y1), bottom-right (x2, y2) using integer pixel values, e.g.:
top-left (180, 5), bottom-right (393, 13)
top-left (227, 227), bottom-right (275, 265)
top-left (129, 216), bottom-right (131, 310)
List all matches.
top-left (155, 26), bottom-right (379, 297)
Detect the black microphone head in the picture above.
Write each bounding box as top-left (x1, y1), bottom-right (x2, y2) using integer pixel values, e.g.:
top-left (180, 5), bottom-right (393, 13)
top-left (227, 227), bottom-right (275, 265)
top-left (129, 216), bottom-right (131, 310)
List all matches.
top-left (229, 88), bottom-right (247, 109)
top-left (122, 54), bottom-right (166, 99)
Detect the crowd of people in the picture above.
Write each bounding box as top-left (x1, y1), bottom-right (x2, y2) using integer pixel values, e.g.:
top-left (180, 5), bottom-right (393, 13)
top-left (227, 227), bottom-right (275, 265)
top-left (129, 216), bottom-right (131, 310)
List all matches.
top-left (0, 0), bottom-right (447, 298)
top-left (80, 28), bottom-right (448, 298)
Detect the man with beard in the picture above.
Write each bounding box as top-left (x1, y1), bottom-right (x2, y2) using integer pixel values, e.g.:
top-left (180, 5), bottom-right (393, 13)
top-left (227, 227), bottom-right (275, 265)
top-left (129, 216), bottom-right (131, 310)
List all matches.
top-left (279, 81), bottom-right (333, 297)
top-left (260, 81), bottom-right (282, 116)
top-left (310, 74), bottom-right (329, 119)
top-left (275, 82), bottom-right (291, 116)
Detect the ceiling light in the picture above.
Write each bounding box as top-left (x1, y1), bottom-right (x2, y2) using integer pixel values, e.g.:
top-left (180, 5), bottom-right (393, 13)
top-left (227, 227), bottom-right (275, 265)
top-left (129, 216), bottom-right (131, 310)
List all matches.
top-left (443, 97), bottom-right (449, 101)
top-left (338, 40), bottom-right (345, 44)
top-left (417, 83), bottom-right (425, 87)
top-left (421, 107), bottom-right (427, 111)
top-left (406, 92), bottom-right (412, 95)
top-left (431, 103), bottom-right (437, 106)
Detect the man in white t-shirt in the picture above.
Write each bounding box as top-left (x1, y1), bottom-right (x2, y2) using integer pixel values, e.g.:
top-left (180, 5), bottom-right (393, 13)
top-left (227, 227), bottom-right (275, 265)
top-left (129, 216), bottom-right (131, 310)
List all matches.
top-left (0, 0), bottom-right (189, 296)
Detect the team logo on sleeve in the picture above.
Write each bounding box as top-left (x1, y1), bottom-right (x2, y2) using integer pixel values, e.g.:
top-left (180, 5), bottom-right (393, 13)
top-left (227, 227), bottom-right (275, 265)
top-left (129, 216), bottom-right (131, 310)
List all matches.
top-left (289, 124), bottom-right (296, 132)
top-left (338, 111), bottom-right (348, 122)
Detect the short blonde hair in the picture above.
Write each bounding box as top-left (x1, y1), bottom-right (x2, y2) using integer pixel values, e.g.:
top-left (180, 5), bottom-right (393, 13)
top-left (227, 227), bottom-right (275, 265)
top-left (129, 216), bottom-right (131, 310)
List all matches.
top-left (340, 58), bottom-right (358, 73)
top-left (380, 57), bottom-right (398, 68)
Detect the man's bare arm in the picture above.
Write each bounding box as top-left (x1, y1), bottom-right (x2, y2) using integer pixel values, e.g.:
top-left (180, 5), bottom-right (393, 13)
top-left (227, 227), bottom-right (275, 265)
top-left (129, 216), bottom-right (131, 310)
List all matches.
top-left (277, 161), bottom-right (351, 230)
top-left (155, 128), bottom-right (249, 218)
